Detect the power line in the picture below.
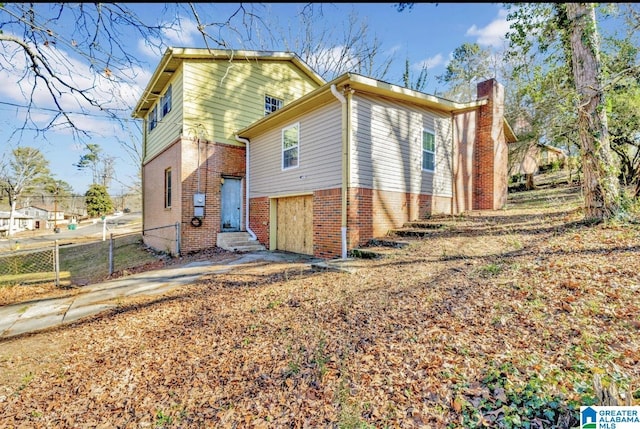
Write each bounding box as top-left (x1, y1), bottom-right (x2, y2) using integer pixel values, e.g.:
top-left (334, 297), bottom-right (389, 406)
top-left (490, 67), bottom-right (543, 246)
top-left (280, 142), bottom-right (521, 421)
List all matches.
top-left (0, 101), bottom-right (140, 123)
top-left (0, 101), bottom-right (189, 129)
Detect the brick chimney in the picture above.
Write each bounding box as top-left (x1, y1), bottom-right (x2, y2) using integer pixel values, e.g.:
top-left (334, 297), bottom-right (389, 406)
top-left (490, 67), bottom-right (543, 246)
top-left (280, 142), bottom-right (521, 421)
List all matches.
top-left (474, 79), bottom-right (508, 210)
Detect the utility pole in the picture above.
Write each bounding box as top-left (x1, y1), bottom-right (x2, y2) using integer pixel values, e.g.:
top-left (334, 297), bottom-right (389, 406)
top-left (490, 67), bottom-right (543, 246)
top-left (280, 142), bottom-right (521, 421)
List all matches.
top-left (53, 186), bottom-right (59, 233)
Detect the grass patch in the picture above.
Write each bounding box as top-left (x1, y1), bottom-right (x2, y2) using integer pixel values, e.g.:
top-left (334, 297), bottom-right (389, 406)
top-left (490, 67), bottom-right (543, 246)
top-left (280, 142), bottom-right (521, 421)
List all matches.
top-left (59, 233), bottom-right (160, 285)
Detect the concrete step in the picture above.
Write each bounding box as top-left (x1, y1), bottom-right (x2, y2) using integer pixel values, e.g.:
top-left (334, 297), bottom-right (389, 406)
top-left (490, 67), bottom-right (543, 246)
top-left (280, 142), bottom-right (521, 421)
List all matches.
top-left (402, 221), bottom-right (446, 229)
top-left (227, 244), bottom-right (267, 252)
top-left (349, 238), bottom-right (410, 259)
top-left (217, 232), bottom-right (266, 252)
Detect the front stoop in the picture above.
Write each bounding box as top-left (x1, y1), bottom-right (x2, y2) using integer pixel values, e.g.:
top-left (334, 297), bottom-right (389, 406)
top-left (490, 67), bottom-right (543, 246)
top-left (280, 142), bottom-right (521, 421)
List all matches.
top-left (217, 232), bottom-right (266, 252)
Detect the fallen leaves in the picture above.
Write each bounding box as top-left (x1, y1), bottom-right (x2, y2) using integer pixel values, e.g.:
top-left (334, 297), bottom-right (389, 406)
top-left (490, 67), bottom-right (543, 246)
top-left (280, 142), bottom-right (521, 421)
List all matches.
top-left (0, 183), bottom-right (639, 427)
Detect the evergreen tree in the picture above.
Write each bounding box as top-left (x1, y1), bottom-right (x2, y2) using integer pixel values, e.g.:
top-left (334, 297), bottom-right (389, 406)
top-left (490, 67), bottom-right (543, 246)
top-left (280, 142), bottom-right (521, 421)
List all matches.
top-left (85, 184), bottom-right (113, 217)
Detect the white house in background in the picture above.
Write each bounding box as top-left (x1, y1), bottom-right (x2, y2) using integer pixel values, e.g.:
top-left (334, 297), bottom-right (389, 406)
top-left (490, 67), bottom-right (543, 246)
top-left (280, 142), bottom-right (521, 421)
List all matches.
top-left (0, 211), bottom-right (34, 236)
top-left (16, 206), bottom-right (65, 230)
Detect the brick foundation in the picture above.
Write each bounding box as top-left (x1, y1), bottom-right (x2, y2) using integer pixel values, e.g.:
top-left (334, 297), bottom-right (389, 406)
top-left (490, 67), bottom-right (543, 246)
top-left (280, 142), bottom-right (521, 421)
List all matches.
top-left (249, 196), bottom-right (270, 246)
top-left (313, 188), bottom-right (343, 259)
top-left (250, 187), bottom-right (451, 259)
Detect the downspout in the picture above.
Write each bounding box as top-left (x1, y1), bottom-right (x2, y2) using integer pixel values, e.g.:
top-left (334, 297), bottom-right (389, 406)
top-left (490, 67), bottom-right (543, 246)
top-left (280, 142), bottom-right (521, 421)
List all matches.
top-left (330, 84), bottom-right (348, 259)
top-left (234, 135), bottom-right (257, 240)
top-left (450, 112), bottom-right (456, 216)
top-left (141, 119), bottom-right (148, 238)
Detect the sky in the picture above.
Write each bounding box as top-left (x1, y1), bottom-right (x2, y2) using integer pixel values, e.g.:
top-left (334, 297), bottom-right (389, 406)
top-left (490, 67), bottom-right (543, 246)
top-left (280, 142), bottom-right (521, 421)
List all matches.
top-left (0, 3), bottom-right (628, 196)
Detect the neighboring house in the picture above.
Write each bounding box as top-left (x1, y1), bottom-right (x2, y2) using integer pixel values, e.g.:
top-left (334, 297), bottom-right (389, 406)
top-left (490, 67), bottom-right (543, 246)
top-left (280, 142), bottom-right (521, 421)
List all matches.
top-left (509, 142), bottom-right (567, 177)
top-left (17, 206), bottom-right (65, 230)
top-left (0, 211), bottom-right (34, 236)
top-left (134, 48), bottom-right (517, 259)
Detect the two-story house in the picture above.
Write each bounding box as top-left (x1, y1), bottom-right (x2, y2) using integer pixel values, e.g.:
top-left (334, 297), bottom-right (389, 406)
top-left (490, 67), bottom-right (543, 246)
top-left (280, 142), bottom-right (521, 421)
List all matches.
top-left (133, 48), bottom-right (516, 259)
top-left (132, 48), bottom-right (324, 255)
top-left (17, 206), bottom-right (64, 230)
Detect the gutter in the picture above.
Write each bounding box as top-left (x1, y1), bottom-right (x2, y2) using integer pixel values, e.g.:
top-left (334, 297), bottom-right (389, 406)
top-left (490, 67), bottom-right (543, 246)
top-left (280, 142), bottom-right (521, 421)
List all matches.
top-left (330, 84), bottom-right (348, 260)
top-left (132, 47), bottom-right (174, 118)
top-left (234, 135), bottom-right (257, 241)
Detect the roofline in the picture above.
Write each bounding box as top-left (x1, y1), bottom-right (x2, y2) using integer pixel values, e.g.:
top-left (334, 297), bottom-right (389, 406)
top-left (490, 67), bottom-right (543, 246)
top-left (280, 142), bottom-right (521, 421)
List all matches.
top-left (132, 47), bottom-right (326, 118)
top-left (342, 73), bottom-right (487, 112)
top-left (504, 118), bottom-right (518, 143)
top-left (17, 205), bottom-right (61, 211)
top-left (237, 72), bottom-right (488, 138)
top-left (539, 142), bottom-right (566, 154)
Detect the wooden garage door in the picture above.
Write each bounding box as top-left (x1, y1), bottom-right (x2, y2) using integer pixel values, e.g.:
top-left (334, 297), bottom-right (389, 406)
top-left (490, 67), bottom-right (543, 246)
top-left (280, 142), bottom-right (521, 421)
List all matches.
top-left (276, 195), bottom-right (313, 255)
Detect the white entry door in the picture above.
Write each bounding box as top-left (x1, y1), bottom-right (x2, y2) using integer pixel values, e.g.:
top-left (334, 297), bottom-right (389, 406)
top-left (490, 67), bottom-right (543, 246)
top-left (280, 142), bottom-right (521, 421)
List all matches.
top-left (221, 178), bottom-right (241, 232)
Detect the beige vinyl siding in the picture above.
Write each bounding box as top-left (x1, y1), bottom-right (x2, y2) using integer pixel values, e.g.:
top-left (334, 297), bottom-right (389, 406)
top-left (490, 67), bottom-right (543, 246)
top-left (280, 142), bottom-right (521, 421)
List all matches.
top-left (144, 66), bottom-right (184, 164)
top-left (249, 100), bottom-right (342, 198)
top-left (350, 94), bottom-right (453, 197)
top-left (182, 60), bottom-right (320, 147)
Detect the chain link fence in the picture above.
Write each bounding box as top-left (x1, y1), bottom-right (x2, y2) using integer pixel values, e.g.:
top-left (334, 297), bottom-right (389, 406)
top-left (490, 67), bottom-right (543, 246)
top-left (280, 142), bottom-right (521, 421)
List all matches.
top-left (0, 243), bottom-right (59, 287)
top-left (141, 222), bottom-right (181, 257)
top-left (0, 230), bottom-right (181, 288)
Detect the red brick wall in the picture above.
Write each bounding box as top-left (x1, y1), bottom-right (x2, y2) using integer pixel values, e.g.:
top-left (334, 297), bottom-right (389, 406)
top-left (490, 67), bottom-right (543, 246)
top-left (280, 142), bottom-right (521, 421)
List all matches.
top-left (142, 139), bottom-right (182, 254)
top-left (313, 188), bottom-right (343, 258)
top-left (249, 196), bottom-right (270, 245)
top-left (143, 138), bottom-right (246, 255)
top-left (180, 140), bottom-right (246, 254)
top-left (250, 186), bottom-right (451, 259)
top-left (347, 188), bottom-right (372, 249)
top-left (250, 188), bottom-right (343, 259)
top-left (371, 189), bottom-right (420, 238)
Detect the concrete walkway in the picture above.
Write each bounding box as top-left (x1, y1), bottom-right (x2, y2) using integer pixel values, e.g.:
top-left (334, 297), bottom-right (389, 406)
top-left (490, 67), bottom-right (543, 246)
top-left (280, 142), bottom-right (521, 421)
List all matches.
top-left (0, 251), bottom-right (338, 340)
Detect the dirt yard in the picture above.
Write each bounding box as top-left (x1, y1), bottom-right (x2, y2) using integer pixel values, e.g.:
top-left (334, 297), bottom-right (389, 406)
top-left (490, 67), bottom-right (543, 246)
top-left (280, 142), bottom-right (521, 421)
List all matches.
top-left (1, 182), bottom-right (639, 428)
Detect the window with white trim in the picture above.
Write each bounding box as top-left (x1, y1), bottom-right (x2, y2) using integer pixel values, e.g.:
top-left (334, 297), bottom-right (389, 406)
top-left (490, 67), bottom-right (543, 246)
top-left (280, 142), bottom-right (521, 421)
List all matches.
top-left (422, 129), bottom-right (435, 171)
top-left (282, 123), bottom-right (299, 170)
top-left (148, 105), bottom-right (158, 132)
top-left (161, 85), bottom-right (172, 117)
top-left (265, 95), bottom-right (283, 116)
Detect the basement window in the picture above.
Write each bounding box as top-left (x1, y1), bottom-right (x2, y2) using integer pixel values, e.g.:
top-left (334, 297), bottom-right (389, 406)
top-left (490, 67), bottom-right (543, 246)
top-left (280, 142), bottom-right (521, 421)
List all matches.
top-left (422, 129), bottom-right (435, 172)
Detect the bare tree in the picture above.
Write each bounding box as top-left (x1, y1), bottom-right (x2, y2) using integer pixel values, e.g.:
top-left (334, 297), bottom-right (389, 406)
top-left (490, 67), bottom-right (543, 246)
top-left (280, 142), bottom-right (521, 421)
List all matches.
top-left (402, 57), bottom-right (429, 91)
top-left (0, 3), bottom-right (265, 181)
top-left (0, 146), bottom-right (52, 236)
top-left (73, 143), bottom-right (115, 189)
top-left (275, 5), bottom-right (395, 81)
top-left (0, 3), bottom-right (177, 138)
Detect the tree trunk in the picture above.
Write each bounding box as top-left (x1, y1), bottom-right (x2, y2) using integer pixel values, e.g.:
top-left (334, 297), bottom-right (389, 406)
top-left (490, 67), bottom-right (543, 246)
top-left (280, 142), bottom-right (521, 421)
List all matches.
top-left (565, 3), bottom-right (620, 220)
top-left (525, 173), bottom-right (535, 190)
top-left (8, 199), bottom-right (16, 237)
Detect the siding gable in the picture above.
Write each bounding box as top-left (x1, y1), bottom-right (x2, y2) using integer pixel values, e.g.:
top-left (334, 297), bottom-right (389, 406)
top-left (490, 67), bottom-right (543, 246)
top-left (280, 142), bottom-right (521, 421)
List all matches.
top-left (142, 56), bottom-right (321, 165)
top-left (182, 59), bottom-right (320, 148)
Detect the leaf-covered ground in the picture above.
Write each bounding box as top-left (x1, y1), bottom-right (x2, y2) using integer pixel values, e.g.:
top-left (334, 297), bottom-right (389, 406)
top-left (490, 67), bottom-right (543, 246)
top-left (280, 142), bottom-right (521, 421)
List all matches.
top-left (0, 183), bottom-right (639, 428)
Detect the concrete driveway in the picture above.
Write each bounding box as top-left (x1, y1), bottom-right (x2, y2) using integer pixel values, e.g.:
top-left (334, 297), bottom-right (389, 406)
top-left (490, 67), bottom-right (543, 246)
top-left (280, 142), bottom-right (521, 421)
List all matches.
top-left (0, 251), bottom-right (343, 340)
